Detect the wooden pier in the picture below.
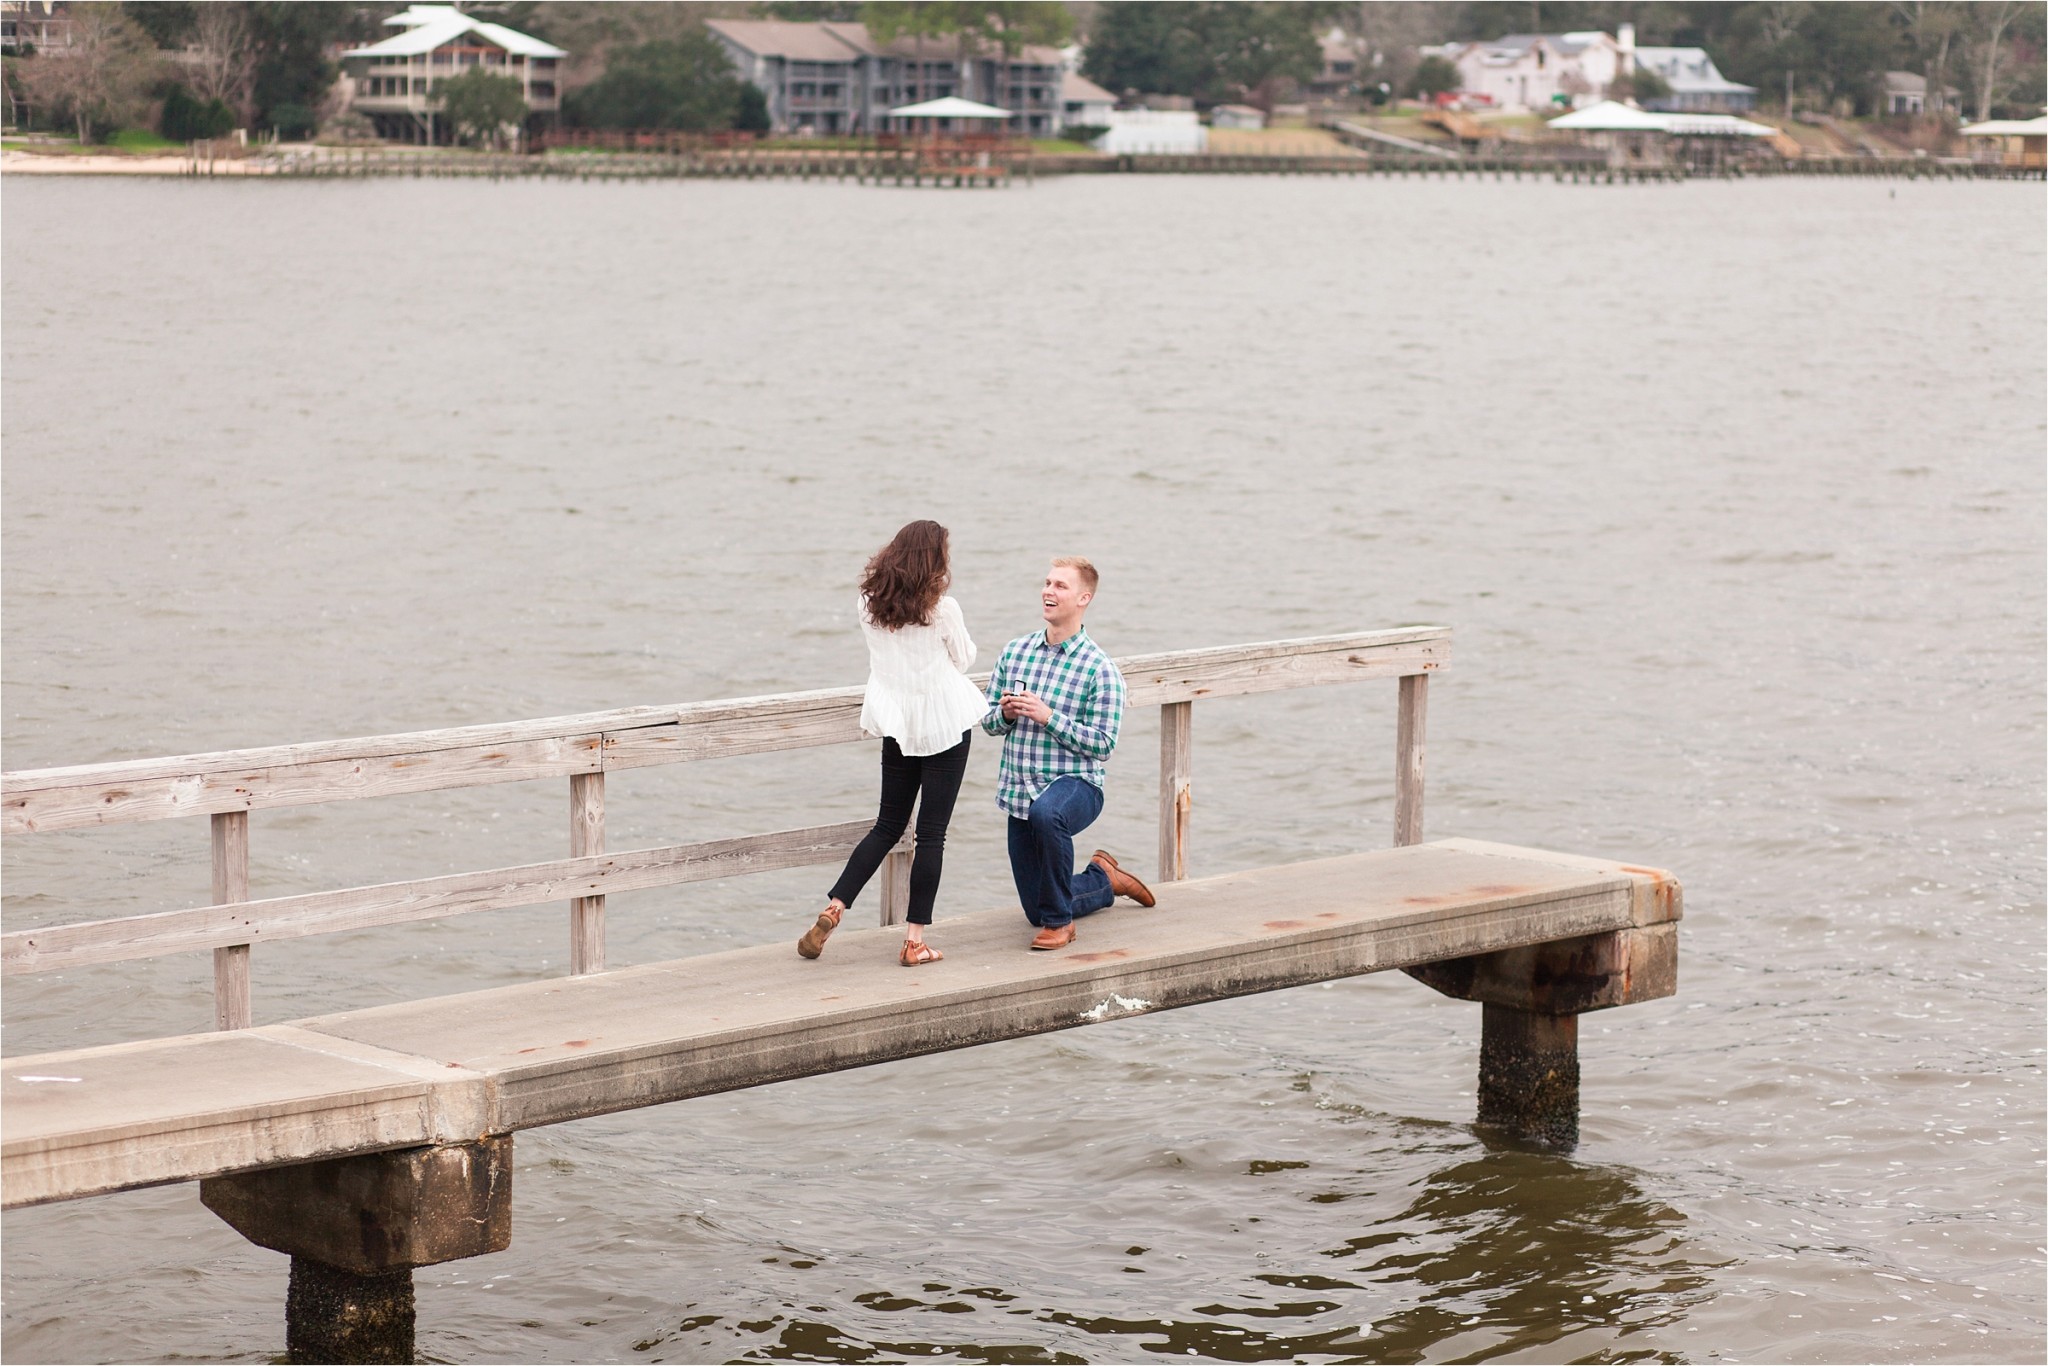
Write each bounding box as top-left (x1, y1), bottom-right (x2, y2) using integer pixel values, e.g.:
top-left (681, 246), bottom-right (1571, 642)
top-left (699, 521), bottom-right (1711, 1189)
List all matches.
top-left (1, 627), bottom-right (1683, 1362)
top-left (166, 133), bottom-right (2043, 186)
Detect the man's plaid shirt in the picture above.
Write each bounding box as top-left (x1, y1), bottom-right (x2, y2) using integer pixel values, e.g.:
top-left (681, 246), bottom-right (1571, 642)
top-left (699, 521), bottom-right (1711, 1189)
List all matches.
top-left (981, 626), bottom-right (1126, 817)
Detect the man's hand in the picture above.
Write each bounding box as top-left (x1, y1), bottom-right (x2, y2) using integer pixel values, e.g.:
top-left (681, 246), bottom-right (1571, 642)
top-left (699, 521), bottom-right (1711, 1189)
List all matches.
top-left (1001, 690), bottom-right (1053, 724)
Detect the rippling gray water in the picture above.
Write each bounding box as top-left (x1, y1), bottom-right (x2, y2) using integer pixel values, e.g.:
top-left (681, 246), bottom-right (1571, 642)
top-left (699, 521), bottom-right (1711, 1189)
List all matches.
top-left (3, 173), bottom-right (2042, 1364)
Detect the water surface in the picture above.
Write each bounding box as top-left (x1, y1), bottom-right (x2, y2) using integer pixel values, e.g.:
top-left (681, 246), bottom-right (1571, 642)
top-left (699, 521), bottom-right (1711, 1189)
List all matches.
top-left (3, 172), bottom-right (2042, 1363)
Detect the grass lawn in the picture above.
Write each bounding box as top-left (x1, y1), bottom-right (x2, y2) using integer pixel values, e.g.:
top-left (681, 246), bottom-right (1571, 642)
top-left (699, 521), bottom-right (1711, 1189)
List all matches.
top-left (104, 129), bottom-right (183, 153)
top-left (1207, 126), bottom-right (1354, 156)
top-left (2, 135), bottom-right (105, 155)
top-left (1028, 138), bottom-right (1100, 155)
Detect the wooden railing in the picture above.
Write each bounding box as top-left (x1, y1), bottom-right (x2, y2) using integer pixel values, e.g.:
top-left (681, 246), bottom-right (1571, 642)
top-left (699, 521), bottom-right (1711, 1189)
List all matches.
top-left (2, 628), bottom-right (1449, 1030)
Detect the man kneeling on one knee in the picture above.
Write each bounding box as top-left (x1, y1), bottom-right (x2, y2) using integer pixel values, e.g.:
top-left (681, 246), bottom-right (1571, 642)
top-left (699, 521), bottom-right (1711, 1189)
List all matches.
top-left (983, 557), bottom-right (1155, 951)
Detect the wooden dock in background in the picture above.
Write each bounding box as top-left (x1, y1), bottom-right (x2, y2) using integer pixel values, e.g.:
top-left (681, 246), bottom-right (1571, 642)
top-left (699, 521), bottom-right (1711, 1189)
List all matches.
top-left (158, 134), bottom-right (2043, 185)
top-left (1, 627), bottom-right (1683, 1362)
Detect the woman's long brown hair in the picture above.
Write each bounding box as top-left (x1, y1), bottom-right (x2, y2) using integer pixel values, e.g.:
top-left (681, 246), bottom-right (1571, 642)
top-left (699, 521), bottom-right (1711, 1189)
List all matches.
top-left (861, 520), bottom-right (950, 629)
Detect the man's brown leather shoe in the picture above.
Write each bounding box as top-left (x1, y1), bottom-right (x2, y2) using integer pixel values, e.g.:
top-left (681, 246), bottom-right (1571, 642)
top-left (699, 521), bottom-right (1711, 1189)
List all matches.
top-left (1030, 923), bottom-right (1076, 950)
top-left (1091, 850), bottom-right (1156, 907)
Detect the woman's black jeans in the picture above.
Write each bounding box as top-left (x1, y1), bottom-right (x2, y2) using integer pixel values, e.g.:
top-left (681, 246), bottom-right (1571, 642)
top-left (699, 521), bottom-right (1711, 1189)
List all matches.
top-left (827, 731), bottom-right (972, 926)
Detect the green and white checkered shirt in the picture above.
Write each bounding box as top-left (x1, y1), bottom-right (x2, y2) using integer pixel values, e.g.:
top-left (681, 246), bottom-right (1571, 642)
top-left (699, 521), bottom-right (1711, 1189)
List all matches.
top-left (981, 626), bottom-right (1126, 817)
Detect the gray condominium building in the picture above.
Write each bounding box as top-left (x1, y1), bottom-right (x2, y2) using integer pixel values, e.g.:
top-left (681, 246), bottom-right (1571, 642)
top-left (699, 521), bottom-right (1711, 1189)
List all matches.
top-left (706, 19), bottom-right (1061, 136)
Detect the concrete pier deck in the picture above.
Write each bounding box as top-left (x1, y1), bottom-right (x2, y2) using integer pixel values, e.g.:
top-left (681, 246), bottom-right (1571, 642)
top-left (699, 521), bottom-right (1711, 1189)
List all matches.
top-left (3, 838), bottom-right (1679, 1210)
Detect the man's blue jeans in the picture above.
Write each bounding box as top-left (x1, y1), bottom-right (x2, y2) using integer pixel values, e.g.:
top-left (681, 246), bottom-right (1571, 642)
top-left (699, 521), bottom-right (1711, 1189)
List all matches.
top-left (1007, 776), bottom-right (1114, 929)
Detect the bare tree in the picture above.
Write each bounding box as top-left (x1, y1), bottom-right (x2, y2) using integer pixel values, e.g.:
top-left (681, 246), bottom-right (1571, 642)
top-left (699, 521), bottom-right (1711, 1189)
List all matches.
top-left (189, 2), bottom-right (254, 122)
top-left (14, 3), bottom-right (156, 141)
top-left (1348, 2), bottom-right (1459, 105)
top-left (1967, 0), bottom-right (2024, 121)
top-left (1758, 1), bottom-right (1812, 113)
top-left (1893, 0), bottom-right (1964, 119)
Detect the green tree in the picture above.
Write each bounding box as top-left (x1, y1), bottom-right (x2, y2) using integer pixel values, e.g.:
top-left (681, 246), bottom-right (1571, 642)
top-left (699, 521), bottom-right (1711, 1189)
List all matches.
top-left (958, 3), bottom-right (1074, 115)
top-left (736, 81), bottom-right (771, 132)
top-left (242, 3), bottom-right (384, 133)
top-left (1201, 2), bottom-right (1321, 105)
top-left (121, 1), bottom-right (197, 48)
top-left (1610, 64), bottom-right (1671, 102)
top-left (438, 65), bottom-right (527, 146)
top-left (563, 31), bottom-right (746, 130)
top-left (160, 84), bottom-right (237, 140)
top-left (1082, 2), bottom-right (1322, 105)
top-left (1412, 53), bottom-right (1459, 98)
top-left (1083, 3), bottom-right (1214, 98)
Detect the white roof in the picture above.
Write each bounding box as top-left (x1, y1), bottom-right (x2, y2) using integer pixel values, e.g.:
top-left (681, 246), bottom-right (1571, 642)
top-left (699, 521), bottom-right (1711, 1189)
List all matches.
top-left (343, 5), bottom-right (565, 60)
top-left (888, 96), bottom-right (1011, 120)
top-left (1664, 113), bottom-right (1776, 137)
top-left (1062, 70), bottom-right (1115, 104)
top-left (1960, 116), bottom-right (2048, 136)
top-left (1547, 100), bottom-right (1668, 131)
top-left (1550, 100), bottom-right (1774, 136)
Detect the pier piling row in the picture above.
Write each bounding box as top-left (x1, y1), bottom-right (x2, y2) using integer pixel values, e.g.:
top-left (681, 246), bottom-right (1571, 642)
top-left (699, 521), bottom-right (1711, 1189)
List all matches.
top-left (178, 139), bottom-right (2046, 184)
top-left (2, 628), bottom-right (1682, 1360)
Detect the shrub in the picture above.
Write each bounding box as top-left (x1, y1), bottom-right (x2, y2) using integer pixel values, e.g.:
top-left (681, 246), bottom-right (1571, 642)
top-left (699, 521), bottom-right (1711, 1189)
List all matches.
top-left (269, 101), bottom-right (314, 140)
top-left (735, 82), bottom-right (770, 133)
top-left (161, 85), bottom-right (235, 140)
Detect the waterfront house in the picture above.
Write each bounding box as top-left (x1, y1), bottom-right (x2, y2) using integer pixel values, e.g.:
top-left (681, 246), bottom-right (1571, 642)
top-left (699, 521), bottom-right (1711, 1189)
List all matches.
top-left (1310, 32), bottom-right (1362, 100)
top-left (340, 4), bottom-right (564, 143)
top-left (1, 0), bottom-right (70, 53)
top-left (1632, 46), bottom-right (1756, 112)
top-left (1060, 70), bottom-right (1114, 131)
top-left (705, 18), bottom-right (1061, 137)
top-left (1429, 26), bottom-right (1628, 111)
top-left (1880, 71), bottom-right (1960, 116)
top-left (1960, 115), bottom-right (2047, 169)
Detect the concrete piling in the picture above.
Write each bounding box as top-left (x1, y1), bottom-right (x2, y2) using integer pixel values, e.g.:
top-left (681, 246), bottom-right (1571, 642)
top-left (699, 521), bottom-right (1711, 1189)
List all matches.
top-left (1406, 918), bottom-right (1678, 1153)
top-left (286, 1260), bottom-right (416, 1365)
top-left (1477, 1003), bottom-right (1581, 1150)
top-left (201, 1136), bottom-right (513, 1364)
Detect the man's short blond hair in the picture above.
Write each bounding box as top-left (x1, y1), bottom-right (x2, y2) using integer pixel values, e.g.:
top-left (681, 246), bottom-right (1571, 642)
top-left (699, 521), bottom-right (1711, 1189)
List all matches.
top-left (1051, 556), bottom-right (1098, 594)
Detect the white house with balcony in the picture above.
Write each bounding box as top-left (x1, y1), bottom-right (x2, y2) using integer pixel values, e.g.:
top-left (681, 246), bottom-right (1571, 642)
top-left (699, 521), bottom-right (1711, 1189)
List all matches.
top-left (341, 5), bottom-right (565, 144)
top-left (1428, 26), bottom-right (1629, 111)
top-left (706, 18), bottom-right (1062, 137)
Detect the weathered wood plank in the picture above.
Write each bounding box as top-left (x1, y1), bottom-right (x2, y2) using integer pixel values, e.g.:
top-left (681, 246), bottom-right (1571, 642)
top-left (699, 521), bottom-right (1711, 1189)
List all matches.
top-left (1158, 700), bottom-right (1192, 882)
top-left (1121, 631), bottom-right (1448, 707)
top-left (1, 840), bottom-right (1674, 1207)
top-left (1396, 674), bottom-right (1428, 846)
top-left (5, 735), bottom-right (605, 834)
top-left (3, 630), bottom-right (1448, 833)
top-left (211, 811), bottom-right (251, 1032)
top-left (568, 773), bottom-right (605, 976)
top-left (1, 821), bottom-right (876, 975)
top-left (880, 843), bottom-right (912, 927)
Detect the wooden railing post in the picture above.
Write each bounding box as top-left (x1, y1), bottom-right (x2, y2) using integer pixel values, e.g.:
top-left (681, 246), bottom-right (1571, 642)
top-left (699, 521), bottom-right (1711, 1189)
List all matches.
top-left (1158, 701), bottom-right (1192, 882)
top-left (1395, 673), bottom-right (1428, 846)
top-left (879, 838), bottom-right (913, 926)
top-left (568, 773), bottom-right (604, 975)
top-left (211, 811), bottom-right (251, 1030)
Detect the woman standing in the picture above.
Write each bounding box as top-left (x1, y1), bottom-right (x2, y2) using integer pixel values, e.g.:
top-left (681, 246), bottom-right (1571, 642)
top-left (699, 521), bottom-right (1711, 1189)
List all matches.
top-left (799, 520), bottom-right (987, 966)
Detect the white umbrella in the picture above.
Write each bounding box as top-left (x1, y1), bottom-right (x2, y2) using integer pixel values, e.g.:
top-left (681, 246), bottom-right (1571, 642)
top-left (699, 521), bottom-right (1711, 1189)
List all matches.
top-left (887, 96), bottom-right (1012, 120)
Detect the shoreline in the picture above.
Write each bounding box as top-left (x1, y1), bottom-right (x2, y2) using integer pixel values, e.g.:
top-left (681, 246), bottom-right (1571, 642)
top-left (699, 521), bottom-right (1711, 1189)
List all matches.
top-left (4, 146), bottom-right (2032, 183)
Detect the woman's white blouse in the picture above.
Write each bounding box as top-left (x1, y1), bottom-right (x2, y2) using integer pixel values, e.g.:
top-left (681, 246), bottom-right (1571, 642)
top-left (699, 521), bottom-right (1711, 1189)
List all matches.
top-left (856, 593), bottom-right (989, 756)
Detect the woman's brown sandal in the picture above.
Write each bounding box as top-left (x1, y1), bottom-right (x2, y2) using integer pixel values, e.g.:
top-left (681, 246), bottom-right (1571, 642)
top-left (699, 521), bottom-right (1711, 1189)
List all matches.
top-left (797, 903), bottom-right (843, 960)
top-left (899, 939), bottom-right (943, 967)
